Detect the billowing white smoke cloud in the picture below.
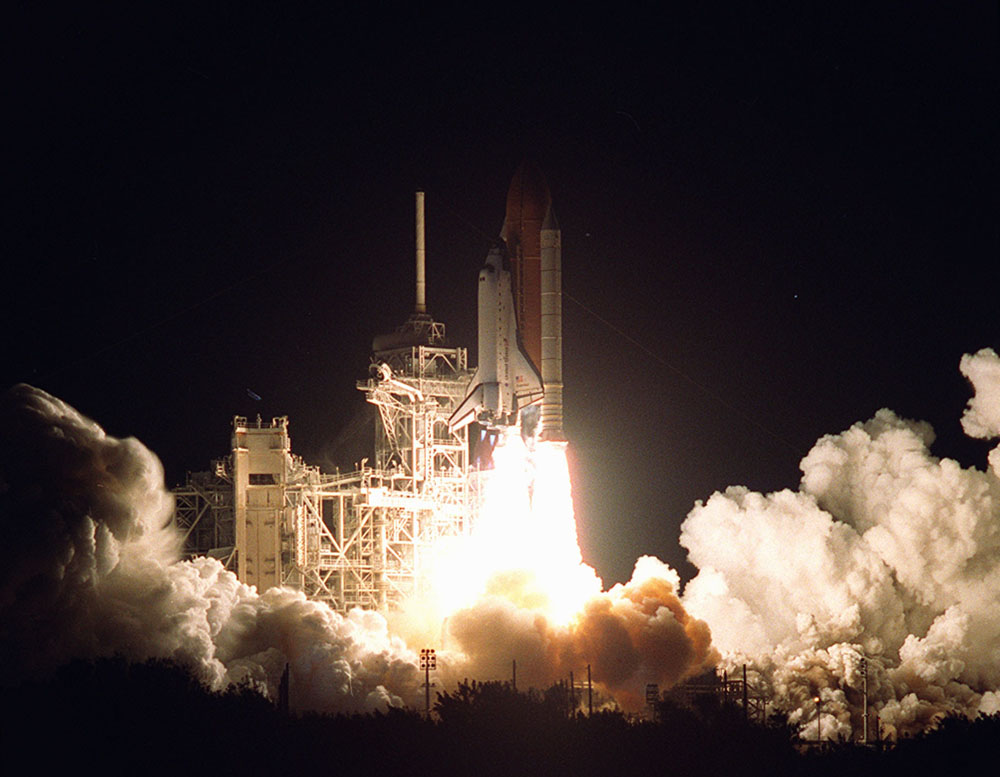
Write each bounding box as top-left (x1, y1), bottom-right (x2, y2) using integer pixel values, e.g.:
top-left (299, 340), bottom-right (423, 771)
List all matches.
top-left (681, 350), bottom-right (1000, 739)
top-left (0, 384), bottom-right (420, 712)
top-left (961, 347), bottom-right (1000, 474)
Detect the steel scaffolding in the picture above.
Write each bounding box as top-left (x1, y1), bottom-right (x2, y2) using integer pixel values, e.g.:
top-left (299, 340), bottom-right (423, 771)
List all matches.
top-left (173, 316), bottom-right (476, 613)
top-left (173, 464), bottom-right (236, 568)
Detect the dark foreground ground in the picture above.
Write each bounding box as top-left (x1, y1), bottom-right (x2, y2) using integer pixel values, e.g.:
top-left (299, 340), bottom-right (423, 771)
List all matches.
top-left (1, 658), bottom-right (995, 777)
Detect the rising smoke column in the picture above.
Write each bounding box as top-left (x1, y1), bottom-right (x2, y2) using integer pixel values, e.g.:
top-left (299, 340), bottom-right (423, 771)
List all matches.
top-left (680, 349), bottom-right (1000, 739)
top-left (0, 384), bottom-right (421, 712)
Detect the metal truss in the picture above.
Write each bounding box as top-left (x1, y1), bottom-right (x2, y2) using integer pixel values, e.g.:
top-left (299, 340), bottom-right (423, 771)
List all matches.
top-left (174, 465), bottom-right (236, 569)
top-left (172, 322), bottom-right (477, 614)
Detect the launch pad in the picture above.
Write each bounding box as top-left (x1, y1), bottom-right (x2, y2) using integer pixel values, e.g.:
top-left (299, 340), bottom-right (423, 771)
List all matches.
top-left (173, 165), bottom-right (562, 613)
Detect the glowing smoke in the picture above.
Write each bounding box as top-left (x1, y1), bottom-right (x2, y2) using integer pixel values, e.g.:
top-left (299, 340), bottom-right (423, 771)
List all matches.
top-left (680, 348), bottom-right (1000, 738)
top-left (961, 348), bottom-right (1000, 473)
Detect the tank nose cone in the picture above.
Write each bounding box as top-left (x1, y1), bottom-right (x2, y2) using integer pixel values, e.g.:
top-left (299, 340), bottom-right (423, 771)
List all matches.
top-left (501, 159), bottom-right (552, 241)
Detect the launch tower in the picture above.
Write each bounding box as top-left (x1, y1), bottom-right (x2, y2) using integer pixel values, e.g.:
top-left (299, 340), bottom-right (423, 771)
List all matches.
top-left (174, 165), bottom-right (564, 611)
top-left (174, 192), bottom-right (474, 611)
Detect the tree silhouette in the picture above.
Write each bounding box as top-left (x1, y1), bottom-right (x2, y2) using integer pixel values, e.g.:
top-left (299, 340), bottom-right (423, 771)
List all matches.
top-left (2, 658), bottom-right (995, 777)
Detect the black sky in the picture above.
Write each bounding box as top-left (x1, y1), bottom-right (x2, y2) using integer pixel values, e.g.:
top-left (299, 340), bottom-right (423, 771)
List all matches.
top-left (5, 4), bottom-right (997, 584)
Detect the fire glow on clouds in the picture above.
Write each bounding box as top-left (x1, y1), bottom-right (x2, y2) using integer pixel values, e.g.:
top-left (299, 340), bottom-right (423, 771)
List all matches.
top-left (0, 348), bottom-right (998, 737)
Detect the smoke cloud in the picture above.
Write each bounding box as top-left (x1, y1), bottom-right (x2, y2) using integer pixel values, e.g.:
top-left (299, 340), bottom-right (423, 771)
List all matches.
top-left (442, 555), bottom-right (717, 710)
top-left (961, 347), bottom-right (1000, 475)
top-left (680, 350), bottom-right (1000, 738)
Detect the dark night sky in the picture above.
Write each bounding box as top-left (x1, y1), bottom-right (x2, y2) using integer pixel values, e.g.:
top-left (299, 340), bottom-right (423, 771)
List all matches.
top-left (5, 4), bottom-right (997, 585)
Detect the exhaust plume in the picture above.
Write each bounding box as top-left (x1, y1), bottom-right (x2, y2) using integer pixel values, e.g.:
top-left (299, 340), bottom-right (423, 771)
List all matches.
top-left (441, 554), bottom-right (716, 710)
top-left (390, 433), bottom-right (718, 710)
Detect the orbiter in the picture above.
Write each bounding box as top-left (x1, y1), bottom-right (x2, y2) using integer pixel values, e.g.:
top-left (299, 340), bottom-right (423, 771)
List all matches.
top-left (448, 243), bottom-right (544, 431)
top-left (449, 161), bottom-right (564, 439)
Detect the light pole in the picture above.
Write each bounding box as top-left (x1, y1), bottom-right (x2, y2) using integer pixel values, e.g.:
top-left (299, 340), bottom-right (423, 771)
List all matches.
top-left (420, 648), bottom-right (436, 718)
top-left (813, 695), bottom-right (822, 742)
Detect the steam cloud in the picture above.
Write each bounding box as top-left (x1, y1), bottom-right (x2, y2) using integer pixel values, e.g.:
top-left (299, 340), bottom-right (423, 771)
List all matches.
top-left (680, 348), bottom-right (1000, 738)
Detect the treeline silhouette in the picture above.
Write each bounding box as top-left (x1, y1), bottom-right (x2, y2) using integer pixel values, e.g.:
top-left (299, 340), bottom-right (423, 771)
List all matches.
top-left (1, 657), bottom-right (996, 776)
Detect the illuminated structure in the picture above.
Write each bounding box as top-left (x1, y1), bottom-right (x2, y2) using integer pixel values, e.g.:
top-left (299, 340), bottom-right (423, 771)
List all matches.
top-left (174, 192), bottom-right (475, 611)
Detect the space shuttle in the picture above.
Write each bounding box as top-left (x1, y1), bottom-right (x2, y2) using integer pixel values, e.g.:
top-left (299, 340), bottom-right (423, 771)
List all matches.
top-left (448, 243), bottom-right (544, 431)
top-left (449, 161), bottom-right (564, 439)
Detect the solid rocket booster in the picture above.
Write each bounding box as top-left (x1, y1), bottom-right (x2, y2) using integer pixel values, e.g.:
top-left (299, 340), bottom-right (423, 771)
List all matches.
top-left (501, 161), bottom-right (564, 441)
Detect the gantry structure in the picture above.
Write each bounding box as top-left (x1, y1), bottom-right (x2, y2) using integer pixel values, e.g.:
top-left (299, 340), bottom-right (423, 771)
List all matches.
top-left (173, 187), bottom-right (478, 611)
top-left (172, 312), bottom-right (474, 612)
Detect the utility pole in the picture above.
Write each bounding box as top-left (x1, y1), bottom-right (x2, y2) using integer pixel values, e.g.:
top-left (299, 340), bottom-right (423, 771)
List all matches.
top-left (742, 664), bottom-right (748, 723)
top-left (512, 659), bottom-right (516, 692)
top-left (420, 648), bottom-right (436, 718)
top-left (569, 671), bottom-right (575, 718)
top-left (587, 664), bottom-right (593, 716)
top-left (861, 656), bottom-right (869, 744)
